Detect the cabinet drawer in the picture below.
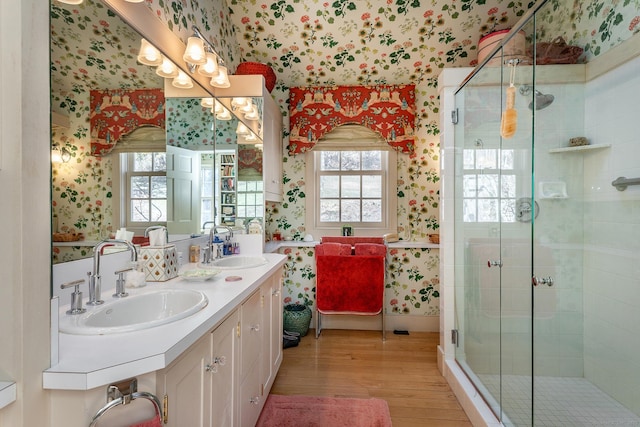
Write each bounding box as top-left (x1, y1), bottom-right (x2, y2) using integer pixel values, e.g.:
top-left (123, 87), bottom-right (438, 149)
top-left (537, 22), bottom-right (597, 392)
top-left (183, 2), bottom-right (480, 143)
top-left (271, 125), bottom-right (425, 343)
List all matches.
top-left (238, 360), bottom-right (262, 427)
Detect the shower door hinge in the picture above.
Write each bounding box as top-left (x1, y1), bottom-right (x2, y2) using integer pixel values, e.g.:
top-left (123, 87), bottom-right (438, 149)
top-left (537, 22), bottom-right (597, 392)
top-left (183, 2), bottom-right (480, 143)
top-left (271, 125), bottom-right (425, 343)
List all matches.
top-left (451, 108), bottom-right (459, 124)
top-left (451, 329), bottom-right (459, 347)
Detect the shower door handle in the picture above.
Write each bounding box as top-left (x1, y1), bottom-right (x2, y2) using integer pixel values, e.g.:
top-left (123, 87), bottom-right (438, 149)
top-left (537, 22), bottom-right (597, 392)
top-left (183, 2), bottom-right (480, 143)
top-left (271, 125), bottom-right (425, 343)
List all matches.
top-left (532, 276), bottom-right (554, 287)
top-left (487, 260), bottom-right (502, 268)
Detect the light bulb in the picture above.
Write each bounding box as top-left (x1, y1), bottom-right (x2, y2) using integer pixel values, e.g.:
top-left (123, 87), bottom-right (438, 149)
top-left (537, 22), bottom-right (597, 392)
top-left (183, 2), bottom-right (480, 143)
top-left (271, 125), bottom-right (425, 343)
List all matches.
top-left (210, 65), bottom-right (230, 88)
top-left (183, 37), bottom-right (207, 65)
top-left (244, 105), bottom-right (260, 121)
top-left (200, 98), bottom-right (214, 109)
top-left (216, 108), bottom-right (232, 121)
top-left (172, 70), bottom-right (193, 89)
top-left (137, 39), bottom-right (162, 66)
top-left (197, 52), bottom-right (219, 77)
top-left (232, 97), bottom-right (248, 108)
top-left (214, 100), bottom-right (224, 114)
top-left (155, 56), bottom-right (179, 78)
top-left (236, 122), bottom-right (250, 135)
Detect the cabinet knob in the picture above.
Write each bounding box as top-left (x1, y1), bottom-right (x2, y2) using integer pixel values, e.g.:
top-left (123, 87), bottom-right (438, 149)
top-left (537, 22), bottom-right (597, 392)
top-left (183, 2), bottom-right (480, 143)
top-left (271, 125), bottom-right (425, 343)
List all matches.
top-left (214, 356), bottom-right (226, 366)
top-left (250, 324), bottom-right (260, 332)
top-left (249, 396), bottom-right (260, 405)
top-left (205, 364), bottom-right (218, 373)
top-left (272, 290), bottom-right (280, 297)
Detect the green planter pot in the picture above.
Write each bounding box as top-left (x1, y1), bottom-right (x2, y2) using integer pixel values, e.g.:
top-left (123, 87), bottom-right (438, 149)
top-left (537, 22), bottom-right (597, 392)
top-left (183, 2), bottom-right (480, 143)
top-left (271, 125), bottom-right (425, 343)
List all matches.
top-left (283, 304), bottom-right (312, 337)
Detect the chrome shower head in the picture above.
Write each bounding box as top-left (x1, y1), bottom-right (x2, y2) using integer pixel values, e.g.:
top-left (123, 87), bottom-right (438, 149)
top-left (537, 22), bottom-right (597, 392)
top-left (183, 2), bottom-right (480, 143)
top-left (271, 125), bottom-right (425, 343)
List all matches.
top-left (518, 85), bottom-right (554, 110)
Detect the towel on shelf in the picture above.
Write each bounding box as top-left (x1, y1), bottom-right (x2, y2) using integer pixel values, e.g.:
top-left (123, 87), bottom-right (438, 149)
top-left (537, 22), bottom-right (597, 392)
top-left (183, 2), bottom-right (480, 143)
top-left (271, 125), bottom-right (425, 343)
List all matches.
top-left (315, 242), bottom-right (352, 256)
top-left (129, 415), bottom-right (162, 427)
top-left (354, 243), bottom-right (386, 256)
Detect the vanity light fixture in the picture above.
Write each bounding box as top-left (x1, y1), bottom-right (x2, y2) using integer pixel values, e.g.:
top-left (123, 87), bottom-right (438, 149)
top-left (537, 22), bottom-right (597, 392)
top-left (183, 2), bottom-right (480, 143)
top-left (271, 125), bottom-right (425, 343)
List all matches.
top-left (236, 122), bottom-right (250, 135)
top-left (244, 105), bottom-right (260, 121)
top-left (197, 52), bottom-right (219, 77)
top-left (52, 146), bottom-right (71, 163)
top-left (137, 39), bottom-right (163, 66)
top-left (215, 107), bottom-right (232, 121)
top-left (155, 56), bottom-right (179, 78)
top-left (231, 97), bottom-right (249, 108)
top-left (172, 70), bottom-right (194, 89)
top-left (201, 98), bottom-right (215, 109)
top-left (183, 37), bottom-right (207, 66)
top-left (213, 100), bottom-right (225, 114)
top-left (210, 65), bottom-right (230, 88)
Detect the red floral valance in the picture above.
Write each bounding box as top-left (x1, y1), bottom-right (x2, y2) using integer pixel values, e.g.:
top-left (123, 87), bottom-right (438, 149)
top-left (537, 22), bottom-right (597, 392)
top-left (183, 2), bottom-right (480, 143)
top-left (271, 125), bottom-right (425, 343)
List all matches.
top-left (288, 84), bottom-right (416, 155)
top-left (90, 89), bottom-right (165, 156)
top-left (238, 146), bottom-right (263, 174)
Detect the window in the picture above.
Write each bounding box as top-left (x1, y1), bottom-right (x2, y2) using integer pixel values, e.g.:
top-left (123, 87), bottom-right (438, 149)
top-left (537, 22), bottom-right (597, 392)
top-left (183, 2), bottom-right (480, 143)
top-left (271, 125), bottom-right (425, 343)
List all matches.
top-left (305, 141), bottom-right (397, 237)
top-left (125, 151), bottom-right (167, 228)
top-left (462, 148), bottom-right (516, 222)
top-left (237, 180), bottom-right (264, 220)
top-left (200, 161), bottom-right (214, 225)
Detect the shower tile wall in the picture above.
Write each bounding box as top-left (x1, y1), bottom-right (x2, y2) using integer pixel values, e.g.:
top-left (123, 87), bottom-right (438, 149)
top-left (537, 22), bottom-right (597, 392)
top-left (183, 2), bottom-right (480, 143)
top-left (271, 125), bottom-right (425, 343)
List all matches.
top-left (582, 54), bottom-right (640, 417)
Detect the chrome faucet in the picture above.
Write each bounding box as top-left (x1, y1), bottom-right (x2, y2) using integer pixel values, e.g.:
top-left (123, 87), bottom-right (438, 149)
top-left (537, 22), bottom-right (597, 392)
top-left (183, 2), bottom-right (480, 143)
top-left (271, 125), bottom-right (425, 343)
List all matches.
top-left (202, 220), bottom-right (215, 232)
top-left (87, 239), bottom-right (138, 305)
top-left (206, 225), bottom-right (233, 262)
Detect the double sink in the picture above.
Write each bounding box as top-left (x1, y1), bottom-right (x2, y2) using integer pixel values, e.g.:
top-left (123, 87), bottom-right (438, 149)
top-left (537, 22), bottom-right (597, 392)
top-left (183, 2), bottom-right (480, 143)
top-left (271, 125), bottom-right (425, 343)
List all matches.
top-left (58, 256), bottom-right (268, 335)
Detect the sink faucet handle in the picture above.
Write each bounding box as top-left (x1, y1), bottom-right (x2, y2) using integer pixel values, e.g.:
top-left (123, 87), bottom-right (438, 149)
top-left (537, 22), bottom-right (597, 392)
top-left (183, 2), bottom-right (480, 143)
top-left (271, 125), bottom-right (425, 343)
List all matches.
top-left (113, 267), bottom-right (132, 298)
top-left (60, 279), bottom-right (87, 315)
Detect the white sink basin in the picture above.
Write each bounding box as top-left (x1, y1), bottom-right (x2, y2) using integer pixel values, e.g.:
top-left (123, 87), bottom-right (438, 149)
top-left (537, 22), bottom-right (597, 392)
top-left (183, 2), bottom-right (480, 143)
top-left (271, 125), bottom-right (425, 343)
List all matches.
top-left (59, 289), bottom-right (208, 335)
top-left (209, 256), bottom-right (268, 269)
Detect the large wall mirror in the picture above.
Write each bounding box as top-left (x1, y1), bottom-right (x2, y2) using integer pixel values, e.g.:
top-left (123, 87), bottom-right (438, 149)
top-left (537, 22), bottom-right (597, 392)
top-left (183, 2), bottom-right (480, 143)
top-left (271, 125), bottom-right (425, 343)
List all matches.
top-left (50, 0), bottom-right (267, 271)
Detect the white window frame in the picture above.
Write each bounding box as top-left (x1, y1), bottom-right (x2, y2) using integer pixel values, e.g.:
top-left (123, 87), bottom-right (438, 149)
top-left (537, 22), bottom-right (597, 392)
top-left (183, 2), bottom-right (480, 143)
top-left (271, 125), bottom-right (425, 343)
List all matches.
top-left (305, 141), bottom-right (397, 238)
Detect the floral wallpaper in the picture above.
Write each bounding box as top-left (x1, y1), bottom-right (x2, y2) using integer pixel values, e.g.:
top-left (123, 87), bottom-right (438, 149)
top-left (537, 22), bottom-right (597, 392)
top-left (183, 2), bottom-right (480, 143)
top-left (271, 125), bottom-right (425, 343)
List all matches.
top-left (50, 0), bottom-right (640, 314)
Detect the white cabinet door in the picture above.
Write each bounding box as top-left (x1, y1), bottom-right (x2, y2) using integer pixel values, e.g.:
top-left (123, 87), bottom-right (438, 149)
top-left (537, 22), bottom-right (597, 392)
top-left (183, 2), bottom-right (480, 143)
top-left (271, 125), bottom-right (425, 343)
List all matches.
top-left (270, 275), bottom-right (283, 380)
top-left (211, 311), bottom-right (239, 427)
top-left (240, 290), bottom-right (263, 379)
top-left (161, 334), bottom-right (211, 427)
top-left (262, 97), bottom-right (283, 202)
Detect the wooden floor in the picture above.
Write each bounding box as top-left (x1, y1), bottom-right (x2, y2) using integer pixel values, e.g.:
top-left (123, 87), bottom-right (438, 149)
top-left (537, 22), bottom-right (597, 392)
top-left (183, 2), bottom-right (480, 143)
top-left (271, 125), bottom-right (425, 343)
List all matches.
top-left (270, 329), bottom-right (472, 427)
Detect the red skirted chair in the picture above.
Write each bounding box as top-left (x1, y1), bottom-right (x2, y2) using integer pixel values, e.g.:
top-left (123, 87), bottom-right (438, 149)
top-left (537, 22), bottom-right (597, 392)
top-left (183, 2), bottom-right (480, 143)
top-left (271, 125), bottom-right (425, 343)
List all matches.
top-left (315, 238), bottom-right (387, 340)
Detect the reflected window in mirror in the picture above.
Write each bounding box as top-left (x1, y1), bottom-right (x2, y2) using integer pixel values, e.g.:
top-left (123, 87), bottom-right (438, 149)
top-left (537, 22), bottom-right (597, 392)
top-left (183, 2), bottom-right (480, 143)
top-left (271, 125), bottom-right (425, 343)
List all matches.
top-left (200, 155), bottom-right (215, 228)
top-left (124, 151), bottom-right (167, 231)
top-left (237, 180), bottom-right (264, 221)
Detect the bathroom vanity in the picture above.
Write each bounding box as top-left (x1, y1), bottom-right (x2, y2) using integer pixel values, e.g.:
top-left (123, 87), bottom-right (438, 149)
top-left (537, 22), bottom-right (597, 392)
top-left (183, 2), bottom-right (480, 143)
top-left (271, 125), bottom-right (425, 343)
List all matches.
top-left (45, 253), bottom-right (286, 427)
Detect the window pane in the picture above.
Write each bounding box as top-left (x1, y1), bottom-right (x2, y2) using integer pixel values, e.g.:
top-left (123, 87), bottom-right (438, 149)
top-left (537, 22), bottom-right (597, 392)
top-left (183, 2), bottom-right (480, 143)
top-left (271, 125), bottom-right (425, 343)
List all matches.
top-left (201, 200), bottom-right (213, 222)
top-left (151, 200), bottom-right (167, 221)
top-left (246, 206), bottom-right (256, 217)
top-left (501, 199), bottom-right (516, 222)
top-left (341, 151), bottom-right (360, 171)
top-left (341, 199), bottom-right (360, 222)
top-left (476, 149), bottom-right (496, 169)
top-left (201, 169), bottom-right (213, 196)
top-left (256, 181), bottom-right (263, 191)
top-left (237, 206), bottom-right (246, 217)
top-left (320, 199), bottom-right (339, 222)
top-left (237, 193), bottom-right (246, 204)
top-left (478, 174), bottom-right (499, 197)
top-left (478, 199), bottom-right (499, 222)
top-left (341, 176), bottom-right (360, 198)
top-left (153, 152), bottom-right (167, 171)
top-left (237, 181), bottom-right (247, 192)
top-left (320, 176), bottom-right (339, 198)
top-left (362, 175), bottom-right (381, 198)
top-left (134, 153), bottom-right (153, 172)
top-left (131, 176), bottom-right (149, 198)
top-left (463, 199), bottom-right (477, 222)
top-left (362, 151), bottom-right (381, 170)
top-left (151, 176), bottom-right (166, 198)
top-left (463, 175), bottom-right (477, 197)
top-left (362, 199), bottom-right (382, 222)
top-left (501, 149), bottom-right (514, 170)
top-left (246, 194), bottom-right (256, 205)
top-left (501, 175), bottom-right (516, 198)
top-left (320, 151), bottom-right (340, 171)
top-left (463, 150), bottom-right (475, 170)
top-left (255, 193), bottom-right (263, 204)
top-left (131, 200), bottom-right (149, 222)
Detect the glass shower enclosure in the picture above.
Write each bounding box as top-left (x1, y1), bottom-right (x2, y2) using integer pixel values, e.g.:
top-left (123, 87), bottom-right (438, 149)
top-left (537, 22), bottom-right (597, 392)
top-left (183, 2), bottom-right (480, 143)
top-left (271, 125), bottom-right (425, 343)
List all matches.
top-left (450, 0), bottom-right (640, 425)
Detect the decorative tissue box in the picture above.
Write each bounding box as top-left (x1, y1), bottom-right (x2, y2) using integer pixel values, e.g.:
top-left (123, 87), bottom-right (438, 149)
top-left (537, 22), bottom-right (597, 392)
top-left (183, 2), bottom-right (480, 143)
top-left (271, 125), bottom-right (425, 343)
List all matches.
top-left (139, 245), bottom-right (179, 282)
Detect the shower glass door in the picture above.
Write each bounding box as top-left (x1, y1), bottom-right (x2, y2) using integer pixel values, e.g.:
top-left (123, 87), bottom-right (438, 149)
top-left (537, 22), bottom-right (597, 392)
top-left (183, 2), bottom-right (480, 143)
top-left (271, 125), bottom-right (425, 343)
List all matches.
top-left (453, 43), bottom-right (536, 425)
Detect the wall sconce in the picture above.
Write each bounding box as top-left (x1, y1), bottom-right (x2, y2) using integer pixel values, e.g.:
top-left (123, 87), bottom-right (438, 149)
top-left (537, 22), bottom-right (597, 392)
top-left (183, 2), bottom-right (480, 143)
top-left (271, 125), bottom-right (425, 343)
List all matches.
top-left (183, 37), bottom-right (207, 66)
top-left (137, 39), bottom-right (163, 66)
top-left (197, 52), bottom-right (219, 77)
top-left (52, 146), bottom-right (71, 164)
top-left (210, 65), bottom-right (230, 88)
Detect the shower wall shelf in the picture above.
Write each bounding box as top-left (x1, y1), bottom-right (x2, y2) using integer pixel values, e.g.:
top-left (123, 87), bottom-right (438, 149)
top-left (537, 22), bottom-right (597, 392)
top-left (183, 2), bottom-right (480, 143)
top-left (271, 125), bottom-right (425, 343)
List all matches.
top-left (548, 143), bottom-right (611, 154)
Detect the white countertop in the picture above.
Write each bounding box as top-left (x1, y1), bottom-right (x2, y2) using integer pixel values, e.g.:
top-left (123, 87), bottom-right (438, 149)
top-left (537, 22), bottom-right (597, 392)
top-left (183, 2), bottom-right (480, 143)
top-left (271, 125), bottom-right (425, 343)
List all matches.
top-left (265, 240), bottom-right (439, 252)
top-left (0, 381), bottom-right (16, 410)
top-left (43, 253), bottom-right (287, 391)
